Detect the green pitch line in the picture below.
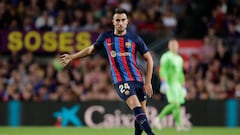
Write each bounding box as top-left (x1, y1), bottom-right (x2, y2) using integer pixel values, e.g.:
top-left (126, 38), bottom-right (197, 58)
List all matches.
top-left (0, 127), bottom-right (239, 135)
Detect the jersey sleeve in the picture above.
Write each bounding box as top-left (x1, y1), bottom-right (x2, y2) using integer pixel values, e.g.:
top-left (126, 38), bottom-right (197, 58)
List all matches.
top-left (136, 36), bottom-right (149, 55)
top-left (159, 53), bottom-right (168, 81)
top-left (93, 33), bottom-right (105, 49)
top-left (178, 56), bottom-right (185, 85)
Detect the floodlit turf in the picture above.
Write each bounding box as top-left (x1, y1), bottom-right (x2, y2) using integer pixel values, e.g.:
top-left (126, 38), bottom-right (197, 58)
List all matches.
top-left (0, 127), bottom-right (239, 135)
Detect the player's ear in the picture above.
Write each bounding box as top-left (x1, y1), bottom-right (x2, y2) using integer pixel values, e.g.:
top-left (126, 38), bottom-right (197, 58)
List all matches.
top-left (112, 17), bottom-right (115, 25)
top-left (112, 14), bottom-right (116, 24)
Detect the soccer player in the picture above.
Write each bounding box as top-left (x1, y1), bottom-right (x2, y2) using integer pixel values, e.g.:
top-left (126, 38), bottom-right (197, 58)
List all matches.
top-left (59, 8), bottom-right (155, 135)
top-left (157, 39), bottom-right (187, 131)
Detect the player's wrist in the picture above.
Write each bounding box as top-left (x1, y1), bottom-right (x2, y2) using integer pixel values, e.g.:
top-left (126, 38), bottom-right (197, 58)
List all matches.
top-left (160, 80), bottom-right (169, 94)
top-left (161, 80), bottom-right (167, 84)
top-left (69, 54), bottom-right (74, 61)
top-left (145, 80), bottom-right (151, 85)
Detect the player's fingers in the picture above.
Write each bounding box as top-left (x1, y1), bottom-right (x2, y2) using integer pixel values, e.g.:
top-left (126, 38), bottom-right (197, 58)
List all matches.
top-left (60, 55), bottom-right (68, 62)
top-left (59, 59), bottom-right (68, 67)
top-left (60, 54), bottom-right (67, 58)
top-left (59, 60), bottom-right (65, 66)
top-left (147, 89), bottom-right (153, 98)
top-left (149, 91), bottom-right (153, 97)
top-left (58, 57), bottom-right (64, 63)
top-left (150, 89), bottom-right (153, 97)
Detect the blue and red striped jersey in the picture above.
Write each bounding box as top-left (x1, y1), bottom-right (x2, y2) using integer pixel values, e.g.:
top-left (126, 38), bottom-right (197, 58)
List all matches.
top-left (93, 31), bottom-right (149, 84)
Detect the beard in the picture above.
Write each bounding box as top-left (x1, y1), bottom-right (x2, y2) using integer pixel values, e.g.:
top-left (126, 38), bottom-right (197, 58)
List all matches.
top-left (117, 26), bottom-right (125, 33)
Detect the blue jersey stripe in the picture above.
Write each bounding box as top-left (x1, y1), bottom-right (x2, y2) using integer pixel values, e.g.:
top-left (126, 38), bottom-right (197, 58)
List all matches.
top-left (104, 40), bottom-right (117, 83)
top-left (128, 39), bottom-right (141, 81)
top-left (124, 39), bottom-right (137, 81)
top-left (114, 37), bottom-right (129, 81)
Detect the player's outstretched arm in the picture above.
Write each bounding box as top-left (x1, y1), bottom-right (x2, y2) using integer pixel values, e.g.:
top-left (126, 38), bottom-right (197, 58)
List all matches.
top-left (59, 45), bottom-right (95, 67)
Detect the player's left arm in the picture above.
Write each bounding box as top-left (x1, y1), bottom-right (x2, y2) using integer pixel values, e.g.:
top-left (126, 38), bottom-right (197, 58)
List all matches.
top-left (179, 56), bottom-right (187, 97)
top-left (179, 56), bottom-right (185, 85)
top-left (143, 52), bottom-right (153, 97)
top-left (135, 35), bottom-right (153, 97)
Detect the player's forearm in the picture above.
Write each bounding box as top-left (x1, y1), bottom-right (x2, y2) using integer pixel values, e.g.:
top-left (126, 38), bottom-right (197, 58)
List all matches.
top-left (144, 53), bottom-right (153, 84)
top-left (159, 68), bottom-right (167, 82)
top-left (70, 46), bottom-right (95, 60)
top-left (180, 72), bottom-right (185, 85)
top-left (145, 66), bottom-right (153, 84)
top-left (159, 56), bottom-right (168, 82)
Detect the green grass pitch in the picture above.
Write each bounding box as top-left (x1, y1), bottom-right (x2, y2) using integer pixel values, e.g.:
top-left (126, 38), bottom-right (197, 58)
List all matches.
top-left (0, 127), bottom-right (239, 135)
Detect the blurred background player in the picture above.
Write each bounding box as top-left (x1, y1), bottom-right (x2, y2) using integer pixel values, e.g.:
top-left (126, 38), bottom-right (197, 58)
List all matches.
top-left (156, 39), bottom-right (189, 131)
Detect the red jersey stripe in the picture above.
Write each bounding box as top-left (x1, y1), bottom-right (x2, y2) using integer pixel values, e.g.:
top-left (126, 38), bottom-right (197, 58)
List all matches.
top-left (119, 37), bottom-right (134, 81)
top-left (106, 38), bottom-right (122, 82)
top-left (131, 42), bottom-right (142, 81)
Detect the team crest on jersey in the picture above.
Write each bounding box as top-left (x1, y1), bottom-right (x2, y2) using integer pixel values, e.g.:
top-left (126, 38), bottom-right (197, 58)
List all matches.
top-left (111, 51), bottom-right (116, 57)
top-left (124, 90), bottom-right (130, 95)
top-left (125, 42), bottom-right (131, 48)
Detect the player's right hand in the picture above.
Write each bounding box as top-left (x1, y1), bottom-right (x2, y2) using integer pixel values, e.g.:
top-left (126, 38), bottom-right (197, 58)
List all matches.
top-left (144, 83), bottom-right (153, 98)
top-left (160, 81), bottom-right (169, 94)
top-left (59, 54), bottom-right (72, 67)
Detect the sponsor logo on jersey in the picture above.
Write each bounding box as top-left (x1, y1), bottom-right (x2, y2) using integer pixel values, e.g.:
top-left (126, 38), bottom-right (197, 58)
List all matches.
top-left (110, 51), bottom-right (131, 57)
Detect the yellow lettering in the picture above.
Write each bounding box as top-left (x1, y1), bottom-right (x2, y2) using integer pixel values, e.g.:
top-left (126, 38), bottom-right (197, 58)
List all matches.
top-left (75, 32), bottom-right (91, 51)
top-left (42, 32), bottom-right (57, 52)
top-left (7, 31), bottom-right (22, 51)
top-left (59, 32), bottom-right (73, 52)
top-left (24, 31), bottom-right (41, 51)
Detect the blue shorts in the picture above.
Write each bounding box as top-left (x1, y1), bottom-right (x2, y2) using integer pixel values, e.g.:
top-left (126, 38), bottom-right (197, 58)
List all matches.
top-left (114, 81), bottom-right (147, 101)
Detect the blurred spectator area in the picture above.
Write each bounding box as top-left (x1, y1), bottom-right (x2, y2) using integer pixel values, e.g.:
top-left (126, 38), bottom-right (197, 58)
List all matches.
top-left (0, 0), bottom-right (239, 38)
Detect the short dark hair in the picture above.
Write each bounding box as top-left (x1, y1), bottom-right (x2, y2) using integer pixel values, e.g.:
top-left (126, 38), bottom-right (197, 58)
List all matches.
top-left (114, 8), bottom-right (128, 16)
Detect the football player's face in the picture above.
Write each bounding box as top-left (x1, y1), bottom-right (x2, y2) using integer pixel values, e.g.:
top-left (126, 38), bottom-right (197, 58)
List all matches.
top-left (169, 40), bottom-right (179, 53)
top-left (112, 13), bottom-right (128, 33)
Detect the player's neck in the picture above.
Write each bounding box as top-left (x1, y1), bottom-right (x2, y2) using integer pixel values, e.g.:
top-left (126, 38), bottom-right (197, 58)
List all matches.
top-left (114, 30), bottom-right (126, 36)
top-left (171, 51), bottom-right (178, 54)
top-left (169, 50), bottom-right (178, 54)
